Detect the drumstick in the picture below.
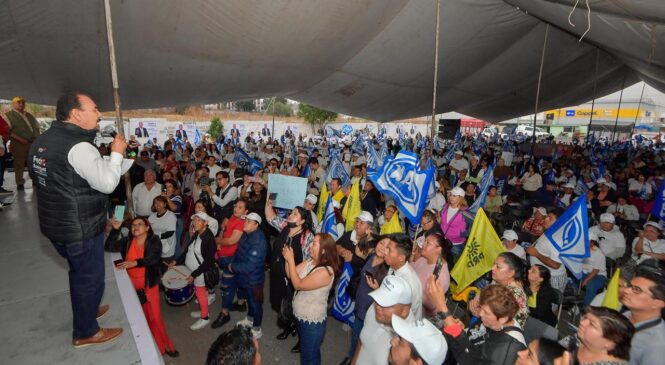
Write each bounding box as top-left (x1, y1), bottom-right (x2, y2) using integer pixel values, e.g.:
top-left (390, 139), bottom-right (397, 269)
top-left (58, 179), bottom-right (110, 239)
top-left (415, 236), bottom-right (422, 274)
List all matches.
top-left (162, 261), bottom-right (189, 278)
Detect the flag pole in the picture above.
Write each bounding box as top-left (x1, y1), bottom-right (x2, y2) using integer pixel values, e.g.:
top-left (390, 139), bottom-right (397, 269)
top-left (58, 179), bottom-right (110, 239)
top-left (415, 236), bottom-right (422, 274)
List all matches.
top-left (611, 74), bottom-right (627, 144)
top-left (530, 24), bottom-right (549, 157)
top-left (104, 0), bottom-right (134, 217)
top-left (429, 0), bottom-right (441, 155)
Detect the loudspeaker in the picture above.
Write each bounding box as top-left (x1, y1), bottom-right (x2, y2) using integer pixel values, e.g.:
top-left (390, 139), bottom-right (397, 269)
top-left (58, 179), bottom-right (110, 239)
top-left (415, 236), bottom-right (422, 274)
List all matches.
top-left (438, 119), bottom-right (461, 139)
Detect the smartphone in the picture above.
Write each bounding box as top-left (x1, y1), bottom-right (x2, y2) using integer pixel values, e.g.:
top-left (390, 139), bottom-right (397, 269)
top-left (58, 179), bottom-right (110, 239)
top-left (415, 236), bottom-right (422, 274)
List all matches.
top-left (114, 205), bottom-right (126, 222)
top-left (433, 256), bottom-right (444, 278)
top-left (269, 192), bottom-right (278, 201)
top-left (365, 271), bottom-right (375, 282)
top-left (113, 259), bottom-right (123, 267)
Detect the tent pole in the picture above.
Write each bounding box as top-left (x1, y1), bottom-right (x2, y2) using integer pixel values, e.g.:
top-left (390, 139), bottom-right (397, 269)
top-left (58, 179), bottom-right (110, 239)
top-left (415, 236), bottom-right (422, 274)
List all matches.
top-left (611, 74), bottom-right (627, 144)
top-left (104, 0), bottom-right (134, 217)
top-left (429, 0), bottom-right (441, 155)
top-left (585, 49), bottom-right (600, 146)
top-left (271, 97), bottom-right (276, 137)
top-left (629, 83), bottom-right (646, 139)
top-left (530, 24), bottom-right (549, 157)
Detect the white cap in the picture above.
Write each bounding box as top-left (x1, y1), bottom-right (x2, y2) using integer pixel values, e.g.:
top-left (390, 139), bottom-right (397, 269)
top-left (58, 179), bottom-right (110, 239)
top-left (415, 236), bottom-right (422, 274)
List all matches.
top-left (369, 275), bottom-right (412, 307)
top-left (305, 194), bottom-right (318, 205)
top-left (534, 207), bottom-right (547, 216)
top-left (450, 187), bottom-right (465, 197)
top-left (192, 212), bottom-right (214, 224)
top-left (644, 221), bottom-right (662, 231)
top-left (454, 150), bottom-right (463, 155)
top-left (192, 212), bottom-right (218, 235)
top-left (297, 153), bottom-right (308, 158)
top-left (599, 213), bottom-right (615, 224)
top-left (470, 155), bottom-right (479, 160)
top-left (356, 211), bottom-right (374, 223)
top-left (391, 316), bottom-right (448, 365)
top-left (589, 231), bottom-right (599, 242)
top-left (242, 212), bottom-right (262, 224)
top-left (502, 230), bottom-right (518, 241)
top-left (563, 183), bottom-right (575, 189)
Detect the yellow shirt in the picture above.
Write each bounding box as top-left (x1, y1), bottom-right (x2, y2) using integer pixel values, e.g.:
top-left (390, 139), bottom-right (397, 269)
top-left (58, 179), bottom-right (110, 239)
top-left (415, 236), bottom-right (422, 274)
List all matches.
top-left (528, 291), bottom-right (537, 309)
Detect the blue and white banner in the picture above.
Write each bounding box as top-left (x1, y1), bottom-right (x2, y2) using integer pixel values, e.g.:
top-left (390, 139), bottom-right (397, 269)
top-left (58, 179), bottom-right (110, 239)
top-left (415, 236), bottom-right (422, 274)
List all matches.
top-left (321, 196), bottom-right (340, 240)
top-left (370, 151), bottom-right (435, 224)
top-left (194, 128), bottom-right (202, 146)
top-left (234, 147), bottom-right (263, 175)
top-left (651, 180), bottom-right (665, 221)
top-left (543, 196), bottom-right (590, 279)
top-left (351, 135), bottom-right (366, 155)
top-left (366, 144), bottom-right (381, 176)
top-left (378, 142), bottom-right (389, 161)
top-left (331, 262), bottom-right (355, 325)
top-left (426, 157), bottom-right (437, 200)
top-left (326, 156), bottom-right (351, 187)
top-left (574, 179), bottom-right (589, 196)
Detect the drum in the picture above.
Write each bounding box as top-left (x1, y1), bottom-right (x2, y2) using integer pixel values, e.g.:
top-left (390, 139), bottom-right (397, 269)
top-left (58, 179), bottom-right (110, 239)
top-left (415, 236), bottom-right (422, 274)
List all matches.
top-left (162, 265), bottom-right (194, 306)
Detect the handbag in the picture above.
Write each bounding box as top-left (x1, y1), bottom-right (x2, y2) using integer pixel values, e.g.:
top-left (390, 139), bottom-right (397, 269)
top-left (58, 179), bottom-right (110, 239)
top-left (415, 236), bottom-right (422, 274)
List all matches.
top-left (135, 289), bottom-right (147, 305)
top-left (193, 242), bottom-right (220, 290)
top-left (278, 283), bottom-right (296, 324)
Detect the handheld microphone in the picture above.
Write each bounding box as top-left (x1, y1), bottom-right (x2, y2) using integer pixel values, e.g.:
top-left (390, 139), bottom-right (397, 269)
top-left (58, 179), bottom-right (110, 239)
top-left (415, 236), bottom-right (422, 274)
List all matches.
top-left (109, 131), bottom-right (117, 138)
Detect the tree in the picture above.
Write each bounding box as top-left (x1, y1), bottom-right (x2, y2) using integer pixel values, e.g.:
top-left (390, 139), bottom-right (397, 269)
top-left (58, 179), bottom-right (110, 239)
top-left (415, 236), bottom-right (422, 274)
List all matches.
top-left (297, 103), bottom-right (338, 132)
top-left (208, 117), bottom-right (224, 139)
top-left (269, 101), bottom-right (294, 117)
top-left (235, 100), bottom-right (256, 112)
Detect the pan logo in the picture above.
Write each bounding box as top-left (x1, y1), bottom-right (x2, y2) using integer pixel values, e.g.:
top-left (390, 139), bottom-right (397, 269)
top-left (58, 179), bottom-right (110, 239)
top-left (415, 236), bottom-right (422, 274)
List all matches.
top-left (565, 110), bottom-right (575, 117)
top-left (561, 217), bottom-right (582, 251)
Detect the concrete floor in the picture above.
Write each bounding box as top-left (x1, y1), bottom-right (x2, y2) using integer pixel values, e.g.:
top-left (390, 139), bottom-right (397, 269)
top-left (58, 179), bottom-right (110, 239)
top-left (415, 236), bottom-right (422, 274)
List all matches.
top-left (0, 171), bottom-right (352, 365)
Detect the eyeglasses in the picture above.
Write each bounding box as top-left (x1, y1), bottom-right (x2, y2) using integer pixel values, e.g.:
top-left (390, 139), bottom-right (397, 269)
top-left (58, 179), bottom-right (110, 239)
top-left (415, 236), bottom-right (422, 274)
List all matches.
top-left (621, 282), bottom-right (653, 297)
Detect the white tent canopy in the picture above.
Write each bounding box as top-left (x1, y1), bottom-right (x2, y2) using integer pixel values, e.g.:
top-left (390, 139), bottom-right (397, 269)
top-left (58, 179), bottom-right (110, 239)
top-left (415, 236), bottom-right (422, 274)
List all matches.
top-left (0, 0), bottom-right (663, 122)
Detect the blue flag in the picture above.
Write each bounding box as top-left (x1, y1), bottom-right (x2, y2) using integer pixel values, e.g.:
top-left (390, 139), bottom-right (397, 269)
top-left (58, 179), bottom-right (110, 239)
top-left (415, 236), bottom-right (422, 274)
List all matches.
top-left (574, 179), bottom-right (589, 196)
top-left (326, 156), bottom-right (351, 187)
top-left (331, 262), bottom-right (355, 325)
top-left (426, 157), bottom-right (437, 199)
top-left (651, 181), bottom-right (665, 221)
top-left (234, 147), bottom-right (263, 174)
top-left (378, 142), bottom-right (389, 161)
top-left (495, 177), bottom-right (506, 196)
top-left (366, 144), bottom-right (381, 176)
top-left (300, 163), bottom-right (310, 178)
top-left (542, 196), bottom-right (591, 280)
top-left (351, 135), bottom-right (366, 154)
top-left (369, 151), bottom-right (435, 224)
top-left (321, 196), bottom-right (340, 240)
top-left (194, 128), bottom-right (201, 146)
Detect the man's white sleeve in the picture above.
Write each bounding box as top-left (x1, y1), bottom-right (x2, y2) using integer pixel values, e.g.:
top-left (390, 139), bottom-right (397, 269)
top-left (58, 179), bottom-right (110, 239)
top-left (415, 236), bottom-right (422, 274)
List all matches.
top-left (68, 142), bottom-right (122, 194)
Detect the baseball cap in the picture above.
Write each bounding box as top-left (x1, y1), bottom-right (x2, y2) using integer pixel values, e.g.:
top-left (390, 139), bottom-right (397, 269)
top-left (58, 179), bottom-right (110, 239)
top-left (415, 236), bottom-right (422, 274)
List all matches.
top-left (11, 96), bottom-right (25, 103)
top-left (644, 221), bottom-right (662, 231)
top-left (305, 194), bottom-right (318, 205)
top-left (192, 212), bottom-right (214, 224)
top-left (599, 213), bottom-right (615, 224)
top-left (391, 315), bottom-right (448, 365)
top-left (454, 150), bottom-right (463, 155)
top-left (470, 155), bottom-right (479, 161)
top-left (502, 230), bottom-right (518, 241)
top-left (563, 183), bottom-right (574, 189)
top-left (534, 207), bottom-right (547, 216)
top-left (242, 212), bottom-right (262, 224)
top-left (356, 211), bottom-right (374, 223)
top-left (450, 187), bottom-right (465, 197)
top-left (297, 153), bottom-right (308, 158)
top-left (369, 275), bottom-right (412, 307)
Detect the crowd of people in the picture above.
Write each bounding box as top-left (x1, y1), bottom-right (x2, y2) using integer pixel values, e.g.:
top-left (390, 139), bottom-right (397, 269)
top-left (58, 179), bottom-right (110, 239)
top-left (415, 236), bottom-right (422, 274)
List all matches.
top-left (14, 91), bottom-right (665, 365)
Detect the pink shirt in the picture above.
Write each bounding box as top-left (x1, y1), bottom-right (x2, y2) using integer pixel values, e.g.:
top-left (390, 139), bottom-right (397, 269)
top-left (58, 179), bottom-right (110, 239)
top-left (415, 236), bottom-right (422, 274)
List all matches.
top-left (411, 257), bottom-right (450, 317)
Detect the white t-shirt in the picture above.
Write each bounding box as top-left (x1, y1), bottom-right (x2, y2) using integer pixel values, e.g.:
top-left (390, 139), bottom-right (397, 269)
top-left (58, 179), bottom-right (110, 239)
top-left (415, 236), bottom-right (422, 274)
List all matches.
top-left (445, 207), bottom-right (460, 223)
top-left (149, 211), bottom-right (177, 258)
top-left (449, 157), bottom-right (469, 172)
top-left (631, 237), bottom-right (665, 264)
top-left (506, 244), bottom-right (526, 260)
top-left (529, 235), bottom-right (566, 277)
top-left (132, 182), bottom-right (163, 217)
top-left (582, 247), bottom-right (607, 277)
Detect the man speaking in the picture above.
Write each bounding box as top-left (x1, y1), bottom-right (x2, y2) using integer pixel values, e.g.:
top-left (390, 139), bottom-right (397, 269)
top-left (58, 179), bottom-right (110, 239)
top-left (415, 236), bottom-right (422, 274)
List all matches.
top-left (29, 91), bottom-right (127, 348)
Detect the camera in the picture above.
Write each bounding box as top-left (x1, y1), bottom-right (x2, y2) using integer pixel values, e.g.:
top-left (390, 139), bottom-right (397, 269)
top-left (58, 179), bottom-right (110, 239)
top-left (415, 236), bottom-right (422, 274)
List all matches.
top-left (200, 176), bottom-right (210, 186)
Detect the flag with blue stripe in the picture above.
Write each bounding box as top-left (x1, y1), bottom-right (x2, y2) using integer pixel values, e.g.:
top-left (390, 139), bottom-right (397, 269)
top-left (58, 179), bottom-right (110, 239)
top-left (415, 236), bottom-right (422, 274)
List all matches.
top-left (495, 177), bottom-right (506, 196)
top-left (329, 147), bottom-right (341, 161)
top-left (234, 147), bottom-right (263, 174)
top-left (574, 179), bottom-right (589, 196)
top-left (366, 144), bottom-right (381, 176)
top-left (468, 183), bottom-right (489, 215)
top-left (351, 135), bottom-right (366, 155)
top-left (326, 156), bottom-right (351, 187)
top-left (321, 196), bottom-right (340, 240)
top-left (194, 128), bottom-right (201, 146)
top-left (542, 196), bottom-right (590, 279)
top-left (331, 262), bottom-right (355, 325)
top-left (300, 163), bottom-right (310, 178)
top-left (369, 151), bottom-right (435, 224)
top-left (426, 157), bottom-right (437, 199)
top-left (651, 181), bottom-right (665, 221)
top-left (378, 142), bottom-right (389, 161)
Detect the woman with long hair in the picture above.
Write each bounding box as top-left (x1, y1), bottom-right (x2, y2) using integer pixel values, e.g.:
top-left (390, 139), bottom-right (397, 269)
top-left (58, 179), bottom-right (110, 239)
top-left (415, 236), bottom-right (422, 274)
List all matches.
top-left (265, 198), bottom-right (314, 341)
top-left (527, 264), bottom-right (558, 327)
top-left (412, 234), bottom-right (451, 316)
top-left (282, 233), bottom-right (341, 365)
top-left (106, 217), bottom-right (178, 357)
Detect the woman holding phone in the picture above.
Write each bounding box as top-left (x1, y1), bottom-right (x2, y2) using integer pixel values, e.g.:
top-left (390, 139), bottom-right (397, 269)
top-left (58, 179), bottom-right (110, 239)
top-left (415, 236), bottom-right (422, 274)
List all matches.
top-left (412, 233), bottom-right (451, 317)
top-left (106, 217), bottom-right (178, 357)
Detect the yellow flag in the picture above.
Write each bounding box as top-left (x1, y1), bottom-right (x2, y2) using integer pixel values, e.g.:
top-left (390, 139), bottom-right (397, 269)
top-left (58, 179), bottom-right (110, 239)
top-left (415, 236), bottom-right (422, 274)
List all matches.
top-left (450, 208), bottom-right (505, 294)
top-left (343, 179), bottom-right (361, 231)
top-left (317, 182), bottom-right (329, 222)
top-left (601, 268), bottom-right (621, 310)
top-left (380, 212), bottom-right (404, 234)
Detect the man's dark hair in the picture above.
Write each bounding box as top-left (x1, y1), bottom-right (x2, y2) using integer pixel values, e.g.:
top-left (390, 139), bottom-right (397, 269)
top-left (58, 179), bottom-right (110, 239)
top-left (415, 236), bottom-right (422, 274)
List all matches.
top-left (634, 263), bottom-right (665, 301)
top-left (387, 233), bottom-right (412, 261)
top-left (206, 326), bottom-right (257, 365)
top-left (221, 160), bottom-right (230, 168)
top-left (216, 171), bottom-right (230, 180)
top-left (331, 177), bottom-right (343, 186)
top-left (308, 157), bottom-right (319, 165)
top-left (585, 306), bottom-right (635, 360)
top-left (56, 91), bottom-right (89, 121)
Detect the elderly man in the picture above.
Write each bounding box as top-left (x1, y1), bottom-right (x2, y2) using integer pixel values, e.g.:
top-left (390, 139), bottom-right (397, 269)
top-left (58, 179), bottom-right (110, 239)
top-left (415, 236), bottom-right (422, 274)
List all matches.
top-left (589, 213), bottom-right (626, 260)
top-left (5, 96), bottom-right (41, 189)
top-left (352, 276), bottom-right (414, 365)
top-left (132, 170), bottom-right (162, 217)
top-left (448, 150), bottom-right (469, 174)
top-left (29, 91), bottom-right (126, 347)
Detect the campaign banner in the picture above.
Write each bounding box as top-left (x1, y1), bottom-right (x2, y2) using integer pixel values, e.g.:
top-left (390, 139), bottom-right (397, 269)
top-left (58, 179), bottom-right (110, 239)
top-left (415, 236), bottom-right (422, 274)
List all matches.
top-left (267, 174), bottom-right (308, 210)
top-left (129, 118), bottom-right (163, 143)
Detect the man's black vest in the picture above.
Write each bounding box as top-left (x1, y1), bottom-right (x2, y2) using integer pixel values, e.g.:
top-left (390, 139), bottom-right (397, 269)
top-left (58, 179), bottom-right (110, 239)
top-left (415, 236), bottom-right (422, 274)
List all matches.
top-left (29, 121), bottom-right (108, 243)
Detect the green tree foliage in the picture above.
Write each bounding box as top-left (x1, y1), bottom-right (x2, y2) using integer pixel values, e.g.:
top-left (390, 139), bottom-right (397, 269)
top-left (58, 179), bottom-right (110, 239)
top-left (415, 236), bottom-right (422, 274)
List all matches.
top-left (269, 101), bottom-right (294, 117)
top-left (297, 104), bottom-right (338, 130)
top-left (208, 117), bottom-right (224, 139)
top-left (235, 100), bottom-right (256, 112)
